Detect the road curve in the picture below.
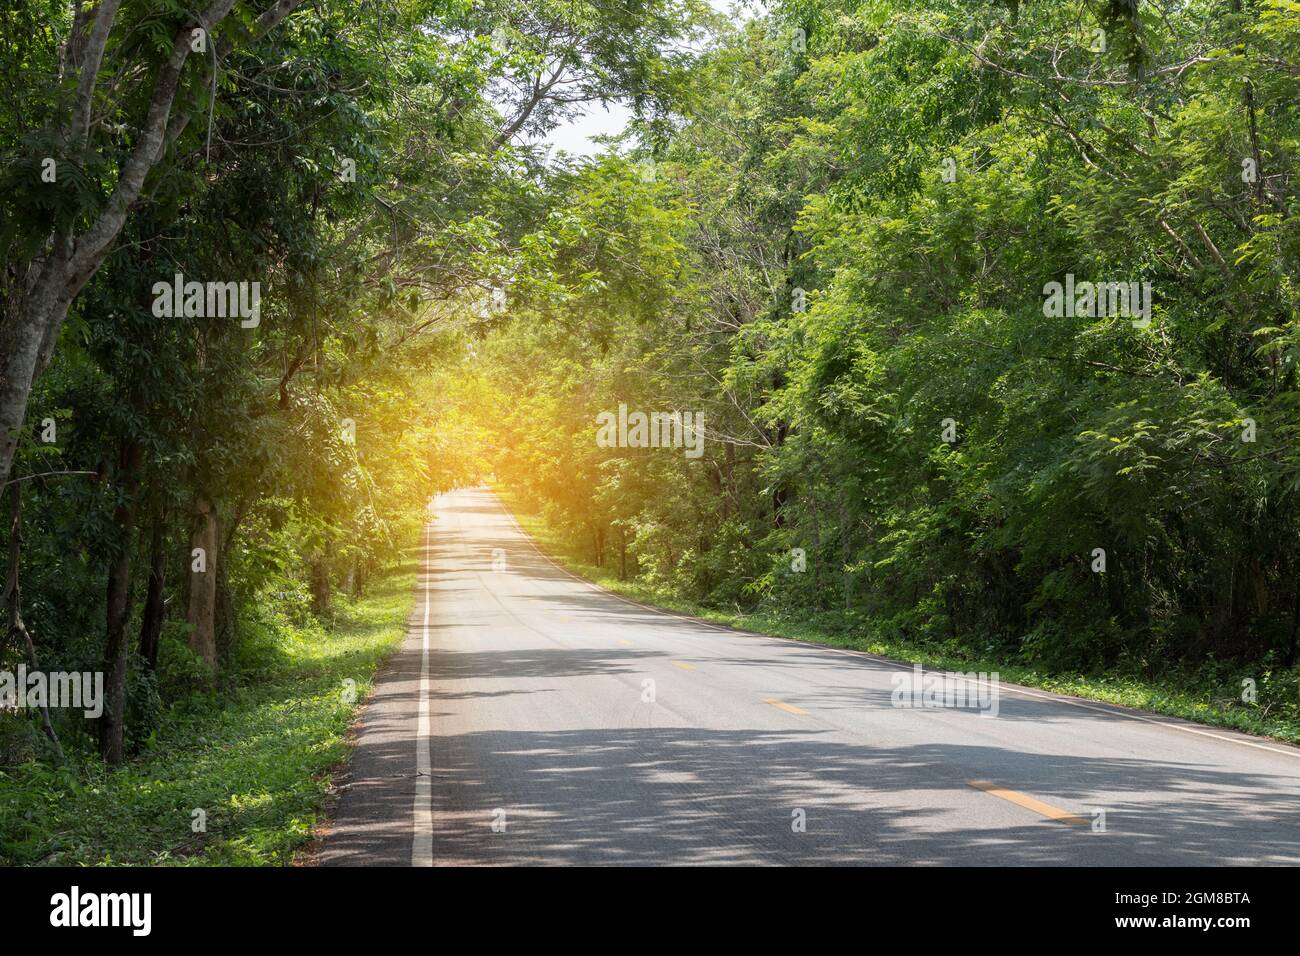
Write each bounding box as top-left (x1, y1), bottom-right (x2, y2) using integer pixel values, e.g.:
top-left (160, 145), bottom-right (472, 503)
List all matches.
top-left (318, 486), bottom-right (1300, 866)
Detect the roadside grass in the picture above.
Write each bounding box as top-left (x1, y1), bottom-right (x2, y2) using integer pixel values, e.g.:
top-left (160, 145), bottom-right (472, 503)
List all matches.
top-left (0, 560), bottom-right (415, 866)
top-left (495, 486), bottom-right (1300, 747)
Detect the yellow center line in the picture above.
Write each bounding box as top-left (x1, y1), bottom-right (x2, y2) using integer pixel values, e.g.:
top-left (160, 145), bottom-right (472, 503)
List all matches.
top-left (764, 698), bottom-right (807, 716)
top-left (618, 639), bottom-right (634, 646)
top-left (671, 660), bottom-right (696, 670)
top-left (968, 780), bottom-right (1089, 826)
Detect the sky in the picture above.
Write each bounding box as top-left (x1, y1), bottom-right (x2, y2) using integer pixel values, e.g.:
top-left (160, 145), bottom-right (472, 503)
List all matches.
top-left (542, 100), bottom-right (635, 157)
top-left (537, 0), bottom-right (752, 157)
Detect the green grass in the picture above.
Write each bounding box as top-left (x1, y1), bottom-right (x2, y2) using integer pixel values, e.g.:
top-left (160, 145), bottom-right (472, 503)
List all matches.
top-left (495, 486), bottom-right (1300, 747)
top-left (0, 561), bottom-right (415, 866)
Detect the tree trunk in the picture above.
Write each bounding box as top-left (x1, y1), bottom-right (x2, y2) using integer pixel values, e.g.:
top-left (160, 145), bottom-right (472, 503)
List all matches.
top-left (0, 276), bottom-right (62, 490)
top-left (100, 436), bottom-right (143, 764)
top-left (0, 0), bottom-right (306, 490)
top-left (186, 495), bottom-right (219, 672)
top-left (213, 499), bottom-right (251, 665)
top-left (138, 507), bottom-right (167, 672)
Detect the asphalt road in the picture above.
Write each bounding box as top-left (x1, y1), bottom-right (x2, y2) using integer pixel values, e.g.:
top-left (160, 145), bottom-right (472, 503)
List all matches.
top-left (318, 487), bottom-right (1300, 866)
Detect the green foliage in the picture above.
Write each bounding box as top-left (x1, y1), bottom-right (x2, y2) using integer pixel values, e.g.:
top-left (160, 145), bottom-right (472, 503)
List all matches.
top-left (456, 0), bottom-right (1300, 715)
top-left (0, 561), bottom-right (413, 866)
top-left (3, 0), bottom-right (1299, 857)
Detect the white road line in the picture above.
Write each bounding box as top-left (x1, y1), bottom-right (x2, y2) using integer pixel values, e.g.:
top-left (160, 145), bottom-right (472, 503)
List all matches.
top-left (411, 519), bottom-right (433, 867)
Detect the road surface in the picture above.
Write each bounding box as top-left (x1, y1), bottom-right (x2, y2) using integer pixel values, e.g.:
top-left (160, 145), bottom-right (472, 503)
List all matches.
top-left (318, 487), bottom-right (1300, 865)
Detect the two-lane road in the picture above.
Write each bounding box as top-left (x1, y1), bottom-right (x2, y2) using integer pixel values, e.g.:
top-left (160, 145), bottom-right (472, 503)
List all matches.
top-left (318, 487), bottom-right (1300, 866)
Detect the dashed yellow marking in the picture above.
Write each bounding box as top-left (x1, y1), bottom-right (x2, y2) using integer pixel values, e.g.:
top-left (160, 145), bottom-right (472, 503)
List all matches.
top-left (671, 660), bottom-right (696, 671)
top-left (618, 640), bottom-right (634, 646)
top-left (764, 698), bottom-right (807, 716)
top-left (968, 780), bottom-right (1089, 826)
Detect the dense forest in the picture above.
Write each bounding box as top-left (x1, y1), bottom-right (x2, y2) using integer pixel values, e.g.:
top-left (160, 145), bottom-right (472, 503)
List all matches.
top-left (461, 0), bottom-right (1300, 715)
top-left (0, 0), bottom-right (705, 762)
top-left (1, 0), bottom-right (1298, 863)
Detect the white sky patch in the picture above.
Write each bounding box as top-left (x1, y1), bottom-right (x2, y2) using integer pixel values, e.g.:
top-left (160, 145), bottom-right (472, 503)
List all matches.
top-left (541, 100), bottom-right (634, 158)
